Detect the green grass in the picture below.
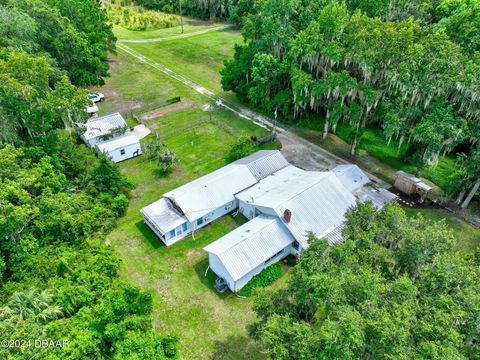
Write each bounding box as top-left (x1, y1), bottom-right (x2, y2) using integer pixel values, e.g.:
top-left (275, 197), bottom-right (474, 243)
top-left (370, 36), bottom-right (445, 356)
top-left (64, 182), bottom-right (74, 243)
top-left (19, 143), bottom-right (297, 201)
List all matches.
top-left (404, 208), bottom-right (480, 254)
top-left (128, 30), bottom-right (242, 94)
top-left (113, 21), bottom-right (226, 40)
top-left (98, 45), bottom-right (278, 357)
top-left (90, 50), bottom-right (205, 116)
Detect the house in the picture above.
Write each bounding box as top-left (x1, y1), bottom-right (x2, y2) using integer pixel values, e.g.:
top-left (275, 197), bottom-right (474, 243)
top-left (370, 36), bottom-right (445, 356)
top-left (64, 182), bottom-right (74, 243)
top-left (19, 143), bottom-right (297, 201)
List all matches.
top-left (204, 163), bottom-right (397, 293)
top-left (80, 112), bottom-right (142, 163)
top-left (141, 150), bottom-right (397, 292)
top-left (140, 150), bottom-right (289, 246)
top-left (96, 134), bottom-right (141, 163)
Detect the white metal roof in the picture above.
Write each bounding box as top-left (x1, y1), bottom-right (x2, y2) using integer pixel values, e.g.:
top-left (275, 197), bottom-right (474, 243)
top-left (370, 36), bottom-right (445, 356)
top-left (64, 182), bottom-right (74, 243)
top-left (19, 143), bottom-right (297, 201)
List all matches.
top-left (82, 112), bottom-right (127, 140)
top-left (332, 164), bottom-right (370, 192)
top-left (164, 164), bottom-right (258, 222)
top-left (354, 186), bottom-right (398, 209)
top-left (96, 134), bottom-right (140, 152)
top-left (204, 215), bottom-right (294, 281)
top-left (140, 198), bottom-right (186, 234)
top-left (236, 167), bottom-right (357, 249)
top-left (233, 150), bottom-right (290, 180)
top-left (236, 165), bottom-right (330, 208)
top-left (273, 173), bottom-right (357, 249)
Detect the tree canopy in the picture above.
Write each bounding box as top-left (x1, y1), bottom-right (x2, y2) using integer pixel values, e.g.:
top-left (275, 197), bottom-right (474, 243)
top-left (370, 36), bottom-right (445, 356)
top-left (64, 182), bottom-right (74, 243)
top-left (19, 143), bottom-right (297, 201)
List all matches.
top-left (251, 202), bottom-right (480, 359)
top-left (222, 0), bottom-right (480, 203)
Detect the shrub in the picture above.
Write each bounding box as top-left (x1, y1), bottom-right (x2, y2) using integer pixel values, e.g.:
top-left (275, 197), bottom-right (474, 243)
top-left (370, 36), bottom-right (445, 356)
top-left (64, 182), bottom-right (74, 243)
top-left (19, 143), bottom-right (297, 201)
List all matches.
top-left (227, 135), bottom-right (257, 161)
top-left (112, 194), bottom-right (129, 217)
top-left (238, 263), bottom-right (283, 297)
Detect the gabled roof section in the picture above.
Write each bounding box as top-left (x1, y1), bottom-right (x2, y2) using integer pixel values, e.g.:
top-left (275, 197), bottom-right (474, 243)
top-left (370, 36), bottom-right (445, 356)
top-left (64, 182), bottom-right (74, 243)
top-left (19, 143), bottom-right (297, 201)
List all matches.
top-left (141, 198), bottom-right (186, 234)
top-left (96, 134), bottom-right (139, 152)
top-left (233, 150), bottom-right (290, 180)
top-left (274, 173), bottom-right (357, 249)
top-left (204, 215), bottom-right (294, 281)
top-left (332, 164), bottom-right (370, 192)
top-left (82, 112), bottom-right (127, 140)
top-left (236, 165), bottom-right (329, 208)
top-left (164, 164), bottom-right (257, 222)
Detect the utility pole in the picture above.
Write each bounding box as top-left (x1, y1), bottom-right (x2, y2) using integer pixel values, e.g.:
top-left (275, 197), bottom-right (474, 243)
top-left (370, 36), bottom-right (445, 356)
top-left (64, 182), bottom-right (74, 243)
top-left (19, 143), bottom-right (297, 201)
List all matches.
top-left (179, 0), bottom-right (184, 34)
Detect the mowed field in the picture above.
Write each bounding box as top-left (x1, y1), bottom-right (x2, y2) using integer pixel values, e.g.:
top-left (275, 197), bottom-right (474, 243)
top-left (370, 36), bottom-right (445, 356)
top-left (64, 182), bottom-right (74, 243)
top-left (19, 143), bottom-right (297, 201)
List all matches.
top-left (96, 21), bottom-right (272, 359)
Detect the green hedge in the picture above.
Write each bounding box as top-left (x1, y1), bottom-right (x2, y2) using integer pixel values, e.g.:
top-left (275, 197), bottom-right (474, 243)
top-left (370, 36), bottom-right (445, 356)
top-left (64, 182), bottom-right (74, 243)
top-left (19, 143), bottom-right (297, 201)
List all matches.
top-left (238, 263), bottom-right (283, 297)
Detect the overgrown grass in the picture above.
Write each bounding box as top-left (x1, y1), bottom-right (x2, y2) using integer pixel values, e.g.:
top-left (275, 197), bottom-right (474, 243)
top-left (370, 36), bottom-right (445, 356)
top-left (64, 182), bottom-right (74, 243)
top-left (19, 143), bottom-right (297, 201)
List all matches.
top-left (238, 263), bottom-right (284, 297)
top-left (106, 4), bottom-right (178, 30)
top-left (298, 118), bottom-right (456, 190)
top-left (113, 20), bottom-right (225, 40)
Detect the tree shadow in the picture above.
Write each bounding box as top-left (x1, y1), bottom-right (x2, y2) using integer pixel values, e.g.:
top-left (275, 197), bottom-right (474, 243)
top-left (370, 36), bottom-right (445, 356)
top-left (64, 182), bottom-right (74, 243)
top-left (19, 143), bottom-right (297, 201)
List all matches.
top-left (210, 335), bottom-right (264, 360)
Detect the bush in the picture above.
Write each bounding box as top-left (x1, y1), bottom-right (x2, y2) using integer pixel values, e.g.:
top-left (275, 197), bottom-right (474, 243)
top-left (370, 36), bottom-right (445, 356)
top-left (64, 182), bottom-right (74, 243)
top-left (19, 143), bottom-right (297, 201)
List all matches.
top-left (112, 194), bottom-right (129, 217)
top-left (238, 263), bottom-right (283, 297)
top-left (227, 135), bottom-right (257, 161)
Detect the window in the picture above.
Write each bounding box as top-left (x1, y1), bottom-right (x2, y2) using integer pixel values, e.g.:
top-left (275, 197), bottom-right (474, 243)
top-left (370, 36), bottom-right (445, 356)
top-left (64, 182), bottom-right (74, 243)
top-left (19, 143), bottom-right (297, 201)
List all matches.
top-left (197, 218), bottom-right (203, 226)
top-left (169, 229), bottom-right (176, 238)
top-left (182, 222), bottom-right (188, 232)
top-left (292, 241), bottom-right (300, 251)
top-left (120, 149), bottom-right (126, 155)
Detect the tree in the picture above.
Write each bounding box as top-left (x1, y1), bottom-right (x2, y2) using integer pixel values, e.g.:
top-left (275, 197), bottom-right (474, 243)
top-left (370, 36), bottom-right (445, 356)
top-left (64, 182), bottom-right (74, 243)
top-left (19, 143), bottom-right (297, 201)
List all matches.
top-left (0, 288), bottom-right (63, 324)
top-left (251, 203), bottom-right (478, 359)
top-left (144, 136), bottom-right (178, 174)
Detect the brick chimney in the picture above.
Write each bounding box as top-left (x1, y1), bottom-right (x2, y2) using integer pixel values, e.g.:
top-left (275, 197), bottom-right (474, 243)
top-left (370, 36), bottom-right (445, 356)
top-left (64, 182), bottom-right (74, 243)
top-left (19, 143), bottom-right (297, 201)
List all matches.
top-left (283, 209), bottom-right (292, 223)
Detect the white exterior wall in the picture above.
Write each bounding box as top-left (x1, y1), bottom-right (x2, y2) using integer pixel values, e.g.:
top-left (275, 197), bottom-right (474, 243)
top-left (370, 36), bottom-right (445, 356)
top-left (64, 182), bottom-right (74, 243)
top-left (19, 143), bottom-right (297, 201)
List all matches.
top-left (208, 253), bottom-right (236, 291)
top-left (145, 200), bottom-right (238, 246)
top-left (238, 200), bottom-right (276, 220)
top-left (233, 247), bottom-right (291, 292)
top-left (209, 244), bottom-right (293, 293)
top-left (103, 141), bottom-right (142, 163)
top-left (192, 200), bottom-right (237, 231)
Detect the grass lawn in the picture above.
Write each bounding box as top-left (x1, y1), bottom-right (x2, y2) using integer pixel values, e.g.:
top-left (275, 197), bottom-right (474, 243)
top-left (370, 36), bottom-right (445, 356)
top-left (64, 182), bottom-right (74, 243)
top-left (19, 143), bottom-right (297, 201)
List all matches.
top-left (128, 29), bottom-right (242, 95)
top-left (98, 40), bottom-right (279, 357)
top-left (404, 208), bottom-right (480, 254)
top-left (112, 19), bottom-right (226, 40)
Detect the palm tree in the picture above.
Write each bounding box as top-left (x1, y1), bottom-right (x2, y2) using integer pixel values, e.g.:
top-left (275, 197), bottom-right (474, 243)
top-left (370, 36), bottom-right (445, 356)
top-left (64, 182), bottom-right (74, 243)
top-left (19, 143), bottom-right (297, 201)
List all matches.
top-left (0, 287), bottom-right (63, 324)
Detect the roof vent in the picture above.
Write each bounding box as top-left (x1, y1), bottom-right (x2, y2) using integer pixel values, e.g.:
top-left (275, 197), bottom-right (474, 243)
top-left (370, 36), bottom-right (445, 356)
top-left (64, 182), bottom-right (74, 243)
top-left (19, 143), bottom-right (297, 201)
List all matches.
top-left (284, 209), bottom-right (292, 223)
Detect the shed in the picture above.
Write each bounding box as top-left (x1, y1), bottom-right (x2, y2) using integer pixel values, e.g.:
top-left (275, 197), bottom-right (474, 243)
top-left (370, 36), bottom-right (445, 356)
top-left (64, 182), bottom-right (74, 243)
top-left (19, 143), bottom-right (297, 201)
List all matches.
top-left (394, 171), bottom-right (432, 201)
top-left (96, 134), bottom-right (141, 163)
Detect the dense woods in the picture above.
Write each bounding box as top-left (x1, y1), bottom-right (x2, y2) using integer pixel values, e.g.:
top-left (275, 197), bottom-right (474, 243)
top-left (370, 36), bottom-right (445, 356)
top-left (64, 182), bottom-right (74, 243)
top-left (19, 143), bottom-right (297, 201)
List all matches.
top-left (221, 0), bottom-right (480, 206)
top-left (0, 0), bottom-right (179, 358)
top-left (252, 202), bottom-right (480, 359)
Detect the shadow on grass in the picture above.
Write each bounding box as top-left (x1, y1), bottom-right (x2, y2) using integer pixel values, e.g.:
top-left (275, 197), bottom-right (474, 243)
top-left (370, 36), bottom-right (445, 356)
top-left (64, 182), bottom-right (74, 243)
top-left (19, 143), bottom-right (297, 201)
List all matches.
top-left (211, 334), bottom-right (263, 360)
top-left (135, 220), bottom-right (163, 250)
top-left (192, 256), bottom-right (233, 300)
